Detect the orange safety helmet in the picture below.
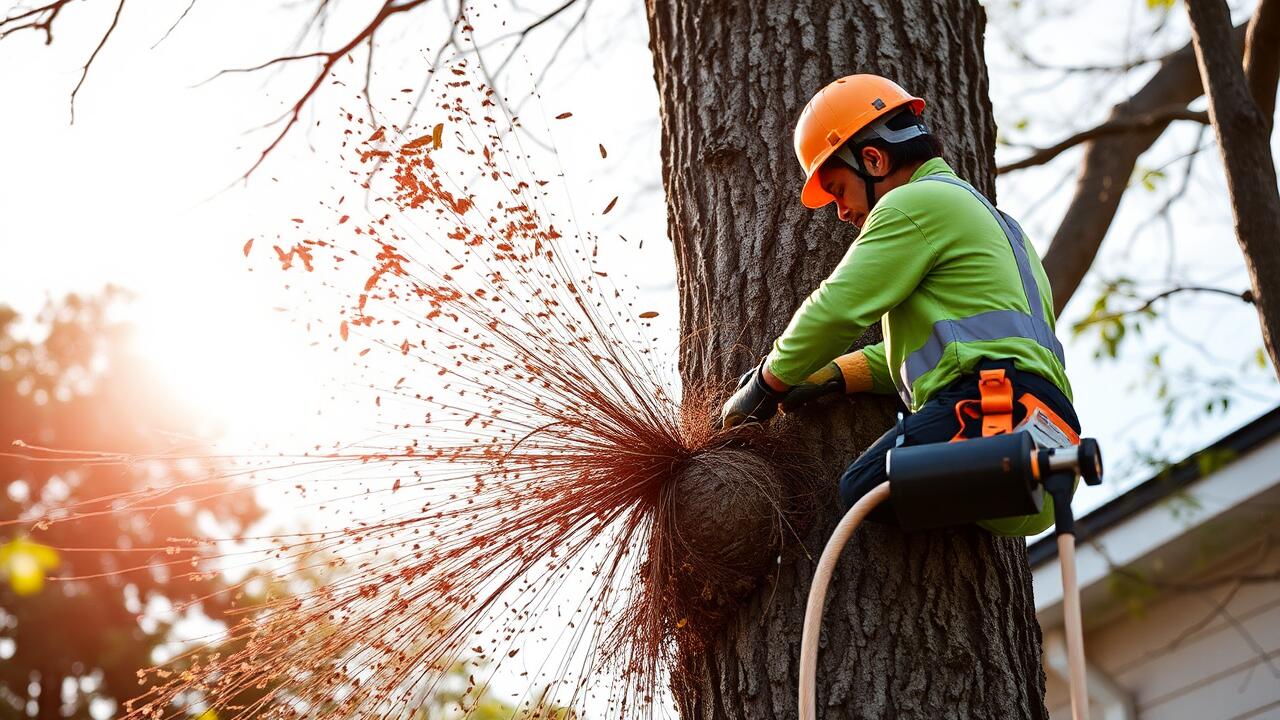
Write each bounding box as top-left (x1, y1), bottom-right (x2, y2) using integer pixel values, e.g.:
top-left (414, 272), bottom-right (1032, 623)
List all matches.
top-left (794, 75), bottom-right (926, 209)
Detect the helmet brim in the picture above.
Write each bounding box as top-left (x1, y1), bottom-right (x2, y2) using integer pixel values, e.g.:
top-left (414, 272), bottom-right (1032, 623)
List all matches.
top-left (801, 170), bottom-right (835, 209)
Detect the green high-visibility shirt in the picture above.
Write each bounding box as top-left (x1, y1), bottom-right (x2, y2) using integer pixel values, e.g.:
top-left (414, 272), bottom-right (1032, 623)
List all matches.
top-left (767, 157), bottom-right (1072, 410)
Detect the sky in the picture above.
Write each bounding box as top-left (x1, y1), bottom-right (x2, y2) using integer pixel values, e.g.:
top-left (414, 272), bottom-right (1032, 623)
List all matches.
top-left (1, 0), bottom-right (1278, 712)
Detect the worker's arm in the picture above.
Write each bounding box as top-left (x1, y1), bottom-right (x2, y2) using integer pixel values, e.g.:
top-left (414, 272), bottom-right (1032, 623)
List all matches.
top-left (766, 206), bottom-right (938, 386)
top-left (858, 342), bottom-right (898, 394)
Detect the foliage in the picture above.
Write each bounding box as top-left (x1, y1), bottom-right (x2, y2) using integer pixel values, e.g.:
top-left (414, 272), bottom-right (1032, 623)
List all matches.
top-left (0, 289), bottom-right (262, 718)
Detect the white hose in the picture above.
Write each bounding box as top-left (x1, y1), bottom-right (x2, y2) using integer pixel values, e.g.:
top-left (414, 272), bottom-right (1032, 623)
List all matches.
top-left (1058, 534), bottom-right (1091, 720)
top-left (798, 482), bottom-right (1092, 720)
top-left (799, 481), bottom-right (891, 720)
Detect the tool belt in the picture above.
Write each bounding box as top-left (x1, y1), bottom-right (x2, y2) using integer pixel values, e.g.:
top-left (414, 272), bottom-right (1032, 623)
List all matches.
top-left (949, 362), bottom-right (1079, 446)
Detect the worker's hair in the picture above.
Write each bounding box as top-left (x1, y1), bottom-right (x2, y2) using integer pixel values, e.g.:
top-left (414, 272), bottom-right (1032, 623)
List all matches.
top-left (829, 109), bottom-right (945, 174)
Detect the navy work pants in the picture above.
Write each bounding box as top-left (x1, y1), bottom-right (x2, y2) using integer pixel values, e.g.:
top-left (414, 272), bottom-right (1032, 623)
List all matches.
top-left (838, 360), bottom-right (1081, 520)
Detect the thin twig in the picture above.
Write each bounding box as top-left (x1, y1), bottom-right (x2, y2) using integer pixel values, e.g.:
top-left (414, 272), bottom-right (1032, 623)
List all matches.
top-left (150, 0), bottom-right (197, 49)
top-left (1075, 285), bottom-right (1254, 329)
top-left (69, 0), bottom-right (126, 123)
top-left (999, 105), bottom-right (1210, 174)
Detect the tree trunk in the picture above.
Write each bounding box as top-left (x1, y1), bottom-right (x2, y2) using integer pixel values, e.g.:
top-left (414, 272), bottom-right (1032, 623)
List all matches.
top-left (646, 1), bottom-right (1048, 718)
top-left (1186, 0), bottom-right (1280, 378)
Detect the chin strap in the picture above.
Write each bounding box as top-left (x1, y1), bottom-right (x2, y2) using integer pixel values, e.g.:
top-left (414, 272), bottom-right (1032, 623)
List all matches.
top-left (835, 142), bottom-right (889, 213)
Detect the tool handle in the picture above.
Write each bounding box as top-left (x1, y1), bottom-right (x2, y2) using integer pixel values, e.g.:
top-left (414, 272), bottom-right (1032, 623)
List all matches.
top-left (1058, 534), bottom-right (1091, 720)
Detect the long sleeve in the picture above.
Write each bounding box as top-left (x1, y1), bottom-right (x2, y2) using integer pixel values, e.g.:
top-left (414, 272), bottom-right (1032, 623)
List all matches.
top-left (858, 342), bottom-right (897, 394)
top-left (766, 206), bottom-right (938, 385)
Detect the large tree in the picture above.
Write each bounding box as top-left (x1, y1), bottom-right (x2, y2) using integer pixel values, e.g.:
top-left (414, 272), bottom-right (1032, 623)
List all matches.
top-left (3, 0), bottom-right (1279, 717)
top-left (647, 1), bottom-right (1046, 717)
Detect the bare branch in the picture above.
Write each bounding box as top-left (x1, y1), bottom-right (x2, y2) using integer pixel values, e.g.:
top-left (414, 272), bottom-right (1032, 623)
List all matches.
top-left (208, 51), bottom-right (331, 81)
top-left (363, 34), bottom-right (376, 126)
top-left (526, 0), bottom-right (593, 92)
top-left (999, 106), bottom-right (1208, 174)
top-left (69, 0), bottom-right (125, 123)
top-left (1073, 285), bottom-right (1254, 331)
top-left (1187, 0), bottom-right (1280, 377)
top-left (1040, 23), bottom-right (1249, 315)
top-left (1000, 28), bottom-right (1165, 75)
top-left (492, 0), bottom-right (581, 78)
top-left (1244, 0), bottom-right (1280, 124)
top-left (238, 0), bottom-right (434, 180)
top-left (150, 0), bottom-right (197, 50)
top-left (0, 0), bottom-right (74, 43)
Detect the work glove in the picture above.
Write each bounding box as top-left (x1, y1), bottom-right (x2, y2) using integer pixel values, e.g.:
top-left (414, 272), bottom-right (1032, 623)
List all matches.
top-left (719, 361), bottom-right (787, 429)
top-left (781, 361), bottom-right (845, 412)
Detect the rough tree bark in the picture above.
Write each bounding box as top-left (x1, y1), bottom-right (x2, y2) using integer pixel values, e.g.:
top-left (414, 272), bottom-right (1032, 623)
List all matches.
top-left (646, 1), bottom-right (1047, 718)
top-left (1186, 0), bottom-right (1280, 377)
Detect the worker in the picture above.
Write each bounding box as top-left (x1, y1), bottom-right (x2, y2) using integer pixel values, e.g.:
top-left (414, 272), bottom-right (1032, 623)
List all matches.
top-left (719, 75), bottom-right (1081, 535)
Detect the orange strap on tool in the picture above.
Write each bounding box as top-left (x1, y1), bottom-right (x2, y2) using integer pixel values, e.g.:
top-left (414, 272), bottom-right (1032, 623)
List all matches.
top-left (949, 368), bottom-right (1016, 442)
top-left (950, 369), bottom-right (1080, 445)
top-left (977, 369), bottom-right (1014, 437)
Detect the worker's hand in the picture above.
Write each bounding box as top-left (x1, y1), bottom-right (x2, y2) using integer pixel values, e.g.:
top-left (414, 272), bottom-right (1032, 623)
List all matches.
top-left (720, 362), bottom-right (788, 429)
top-left (781, 361), bottom-right (845, 412)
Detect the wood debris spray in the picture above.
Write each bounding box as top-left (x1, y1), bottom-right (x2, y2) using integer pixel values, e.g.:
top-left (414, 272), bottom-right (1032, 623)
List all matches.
top-left (6, 61), bottom-right (819, 718)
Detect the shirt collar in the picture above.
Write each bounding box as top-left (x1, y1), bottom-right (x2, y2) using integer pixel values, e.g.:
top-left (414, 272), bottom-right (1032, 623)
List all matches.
top-left (908, 157), bottom-right (956, 183)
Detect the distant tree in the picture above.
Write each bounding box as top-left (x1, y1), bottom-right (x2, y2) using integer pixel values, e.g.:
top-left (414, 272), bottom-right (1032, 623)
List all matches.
top-left (0, 289), bottom-right (262, 719)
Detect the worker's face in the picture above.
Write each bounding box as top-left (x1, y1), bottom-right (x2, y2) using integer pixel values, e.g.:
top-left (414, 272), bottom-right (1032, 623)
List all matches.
top-left (818, 147), bottom-right (890, 229)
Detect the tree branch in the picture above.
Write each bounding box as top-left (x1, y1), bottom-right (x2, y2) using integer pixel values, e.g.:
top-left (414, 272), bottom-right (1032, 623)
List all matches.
top-left (68, 0), bottom-right (125, 123)
top-left (998, 105), bottom-right (1209, 174)
top-left (1073, 284), bottom-right (1254, 331)
top-left (149, 0), bottom-right (197, 50)
top-left (236, 0), bottom-right (433, 180)
top-left (1187, 0), bottom-right (1280, 378)
top-left (0, 0), bottom-right (74, 43)
top-left (491, 0), bottom-right (582, 78)
top-left (0, 0), bottom-right (127, 122)
top-left (1244, 0), bottom-right (1280, 124)
top-left (1039, 23), bottom-right (1249, 315)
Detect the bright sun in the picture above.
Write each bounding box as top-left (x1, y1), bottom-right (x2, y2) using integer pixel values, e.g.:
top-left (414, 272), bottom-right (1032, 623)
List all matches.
top-left (130, 291), bottom-right (356, 449)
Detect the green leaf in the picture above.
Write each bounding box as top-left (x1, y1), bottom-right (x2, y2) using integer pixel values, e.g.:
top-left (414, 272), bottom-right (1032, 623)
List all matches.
top-left (1194, 447), bottom-right (1237, 477)
top-left (1139, 168), bottom-right (1166, 191)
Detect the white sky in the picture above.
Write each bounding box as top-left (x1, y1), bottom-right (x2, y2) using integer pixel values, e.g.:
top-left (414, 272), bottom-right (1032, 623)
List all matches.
top-left (1, 0), bottom-right (1279, 711)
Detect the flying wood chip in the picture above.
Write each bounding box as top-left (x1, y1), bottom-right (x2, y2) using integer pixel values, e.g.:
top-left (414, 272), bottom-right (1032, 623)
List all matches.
top-left (243, 239), bottom-right (254, 257)
top-left (638, 311), bottom-right (659, 319)
top-left (602, 196), bottom-right (618, 215)
top-left (599, 144), bottom-right (607, 159)
top-left (432, 123), bottom-right (444, 150)
top-left (555, 112), bottom-right (573, 119)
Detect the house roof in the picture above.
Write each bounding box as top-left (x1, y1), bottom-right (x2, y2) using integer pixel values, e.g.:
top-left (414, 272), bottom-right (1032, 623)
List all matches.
top-left (1028, 405), bottom-right (1280, 569)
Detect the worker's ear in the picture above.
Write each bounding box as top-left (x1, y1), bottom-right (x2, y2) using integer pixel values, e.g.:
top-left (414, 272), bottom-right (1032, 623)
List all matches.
top-left (861, 146), bottom-right (891, 178)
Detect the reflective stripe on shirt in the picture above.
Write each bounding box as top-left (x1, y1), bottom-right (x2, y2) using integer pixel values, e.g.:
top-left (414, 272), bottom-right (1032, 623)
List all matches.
top-left (896, 177), bottom-right (1066, 406)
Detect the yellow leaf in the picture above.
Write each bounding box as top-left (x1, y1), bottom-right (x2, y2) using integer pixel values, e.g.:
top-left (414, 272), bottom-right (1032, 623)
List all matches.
top-left (1, 537), bottom-right (60, 596)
